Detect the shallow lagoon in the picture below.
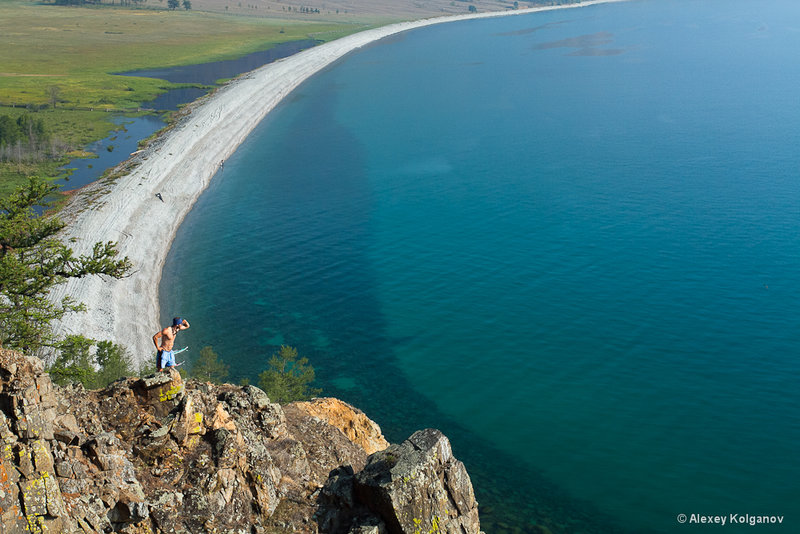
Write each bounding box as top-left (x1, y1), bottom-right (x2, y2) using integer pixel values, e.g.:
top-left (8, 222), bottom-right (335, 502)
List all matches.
top-left (58, 40), bottom-right (318, 191)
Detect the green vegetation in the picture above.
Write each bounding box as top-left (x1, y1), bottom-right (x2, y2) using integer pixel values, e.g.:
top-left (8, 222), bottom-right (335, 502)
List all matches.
top-left (0, 113), bottom-right (63, 188)
top-left (0, 113), bottom-right (50, 156)
top-left (0, 1), bottom-right (358, 110)
top-left (0, 177), bottom-right (132, 353)
top-left (0, 107), bottom-right (120, 148)
top-left (49, 336), bottom-right (142, 388)
top-left (258, 345), bottom-right (321, 404)
top-left (190, 345), bottom-right (230, 383)
top-left (0, 177), bottom-right (140, 387)
top-left (0, 107), bottom-right (122, 198)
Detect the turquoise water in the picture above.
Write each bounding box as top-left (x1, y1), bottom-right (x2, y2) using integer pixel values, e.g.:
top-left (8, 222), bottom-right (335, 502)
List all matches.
top-left (161, 1), bottom-right (800, 532)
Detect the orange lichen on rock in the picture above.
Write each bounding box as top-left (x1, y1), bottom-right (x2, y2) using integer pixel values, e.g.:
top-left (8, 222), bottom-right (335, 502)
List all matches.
top-left (290, 397), bottom-right (390, 455)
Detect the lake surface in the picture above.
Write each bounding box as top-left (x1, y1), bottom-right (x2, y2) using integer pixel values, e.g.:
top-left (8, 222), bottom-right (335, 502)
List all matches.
top-left (161, 1), bottom-right (800, 532)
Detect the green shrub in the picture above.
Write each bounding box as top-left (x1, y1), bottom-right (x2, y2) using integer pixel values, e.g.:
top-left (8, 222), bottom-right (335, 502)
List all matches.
top-left (258, 345), bottom-right (321, 404)
top-left (190, 345), bottom-right (229, 383)
top-left (49, 337), bottom-right (137, 389)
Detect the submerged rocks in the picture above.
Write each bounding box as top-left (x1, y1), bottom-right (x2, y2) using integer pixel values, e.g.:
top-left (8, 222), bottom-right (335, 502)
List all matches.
top-left (0, 349), bottom-right (481, 533)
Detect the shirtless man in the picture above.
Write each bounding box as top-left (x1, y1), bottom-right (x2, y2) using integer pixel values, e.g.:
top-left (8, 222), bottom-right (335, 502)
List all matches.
top-left (153, 317), bottom-right (190, 370)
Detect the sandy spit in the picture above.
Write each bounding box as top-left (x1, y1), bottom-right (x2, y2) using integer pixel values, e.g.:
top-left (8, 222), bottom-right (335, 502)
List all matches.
top-left (49, 0), bottom-right (628, 364)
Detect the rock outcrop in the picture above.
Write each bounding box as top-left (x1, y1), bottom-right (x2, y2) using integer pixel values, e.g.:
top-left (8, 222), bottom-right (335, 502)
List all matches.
top-left (288, 398), bottom-right (390, 455)
top-left (317, 428), bottom-right (480, 534)
top-left (0, 348), bottom-right (481, 533)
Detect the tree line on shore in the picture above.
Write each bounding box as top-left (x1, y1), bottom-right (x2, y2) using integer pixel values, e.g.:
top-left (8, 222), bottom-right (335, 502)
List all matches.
top-left (0, 113), bottom-right (69, 163)
top-left (0, 177), bottom-right (319, 401)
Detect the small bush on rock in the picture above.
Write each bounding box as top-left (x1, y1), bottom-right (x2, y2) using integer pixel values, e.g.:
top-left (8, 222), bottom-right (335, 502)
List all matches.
top-left (258, 345), bottom-right (321, 404)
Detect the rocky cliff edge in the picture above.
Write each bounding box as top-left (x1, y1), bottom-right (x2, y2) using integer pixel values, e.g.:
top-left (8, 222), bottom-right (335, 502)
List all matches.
top-left (0, 349), bottom-right (480, 534)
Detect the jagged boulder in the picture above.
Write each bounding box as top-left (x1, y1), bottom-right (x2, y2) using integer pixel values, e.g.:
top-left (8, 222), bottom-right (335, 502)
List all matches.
top-left (317, 429), bottom-right (481, 534)
top-left (131, 368), bottom-right (186, 418)
top-left (0, 348), bottom-right (71, 533)
top-left (290, 398), bottom-right (390, 455)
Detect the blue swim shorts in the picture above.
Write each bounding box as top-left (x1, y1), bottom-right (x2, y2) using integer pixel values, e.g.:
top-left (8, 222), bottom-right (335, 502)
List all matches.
top-left (159, 349), bottom-right (176, 369)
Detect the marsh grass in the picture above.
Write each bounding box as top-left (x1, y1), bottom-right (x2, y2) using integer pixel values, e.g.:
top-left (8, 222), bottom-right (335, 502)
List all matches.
top-left (0, 105), bottom-right (126, 195)
top-left (0, 107), bottom-right (119, 146)
top-left (0, 159), bottom-right (71, 199)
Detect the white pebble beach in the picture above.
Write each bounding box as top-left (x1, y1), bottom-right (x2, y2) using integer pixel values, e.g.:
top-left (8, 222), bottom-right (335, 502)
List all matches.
top-left (48, 0), bottom-right (627, 364)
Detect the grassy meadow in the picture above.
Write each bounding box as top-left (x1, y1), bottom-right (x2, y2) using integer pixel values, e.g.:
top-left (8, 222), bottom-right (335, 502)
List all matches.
top-left (0, 0), bottom-right (363, 196)
top-left (0, 1), bottom-right (363, 109)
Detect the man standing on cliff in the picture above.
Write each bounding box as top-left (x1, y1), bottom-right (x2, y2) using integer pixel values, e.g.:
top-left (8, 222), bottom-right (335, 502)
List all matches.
top-left (153, 317), bottom-right (190, 370)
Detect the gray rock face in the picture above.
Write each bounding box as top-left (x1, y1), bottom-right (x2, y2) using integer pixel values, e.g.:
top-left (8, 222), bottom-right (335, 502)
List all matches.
top-left (1, 349), bottom-right (70, 533)
top-left (357, 429), bottom-right (480, 534)
top-left (317, 429), bottom-right (481, 534)
top-left (0, 349), bottom-right (481, 533)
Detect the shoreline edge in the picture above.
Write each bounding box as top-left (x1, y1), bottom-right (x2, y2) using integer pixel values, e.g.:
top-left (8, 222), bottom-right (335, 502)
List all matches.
top-left (50, 0), bottom-right (629, 364)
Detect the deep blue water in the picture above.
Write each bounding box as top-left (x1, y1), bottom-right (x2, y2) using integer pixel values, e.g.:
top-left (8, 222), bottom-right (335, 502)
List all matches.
top-left (161, 1), bottom-right (800, 532)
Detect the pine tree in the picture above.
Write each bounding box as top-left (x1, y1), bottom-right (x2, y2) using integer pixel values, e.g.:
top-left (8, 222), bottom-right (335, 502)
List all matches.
top-left (0, 177), bottom-right (132, 353)
top-left (49, 338), bottom-right (137, 389)
top-left (49, 334), bottom-right (96, 387)
top-left (95, 340), bottom-right (135, 386)
top-left (191, 345), bottom-right (229, 383)
top-left (258, 345), bottom-right (321, 404)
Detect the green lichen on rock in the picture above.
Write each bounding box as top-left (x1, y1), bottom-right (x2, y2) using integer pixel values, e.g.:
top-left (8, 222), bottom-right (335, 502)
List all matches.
top-left (158, 383), bottom-right (184, 402)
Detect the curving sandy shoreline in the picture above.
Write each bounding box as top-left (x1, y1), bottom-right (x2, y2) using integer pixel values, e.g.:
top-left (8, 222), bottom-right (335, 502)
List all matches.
top-left (50, 0), bottom-right (627, 364)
